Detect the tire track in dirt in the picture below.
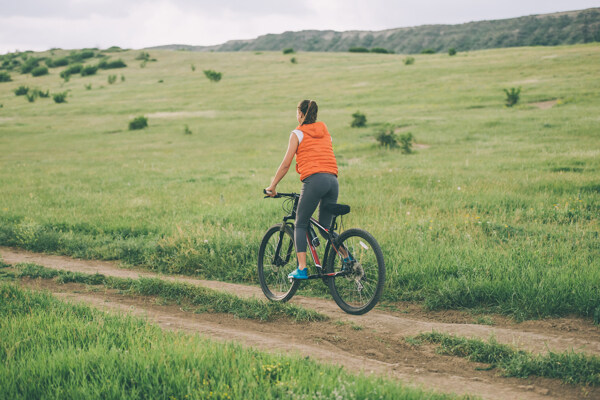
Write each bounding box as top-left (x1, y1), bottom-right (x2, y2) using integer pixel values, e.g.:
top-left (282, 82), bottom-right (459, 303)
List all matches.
top-left (2, 247), bottom-right (599, 400)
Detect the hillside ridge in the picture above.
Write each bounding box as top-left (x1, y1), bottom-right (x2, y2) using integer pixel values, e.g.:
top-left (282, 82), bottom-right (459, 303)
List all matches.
top-left (147, 7), bottom-right (600, 53)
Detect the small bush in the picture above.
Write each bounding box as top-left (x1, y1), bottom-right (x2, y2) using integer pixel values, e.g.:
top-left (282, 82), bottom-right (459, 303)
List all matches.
top-left (403, 56), bottom-right (415, 65)
top-left (282, 48), bottom-right (295, 54)
top-left (14, 86), bottom-right (29, 96)
top-left (26, 92), bottom-right (37, 103)
top-left (129, 116), bottom-right (148, 130)
top-left (51, 57), bottom-right (69, 67)
top-left (0, 71), bottom-right (11, 82)
top-left (53, 92), bottom-right (68, 103)
top-left (20, 57), bottom-right (41, 74)
top-left (98, 59), bottom-right (127, 69)
top-left (184, 125), bottom-right (192, 135)
top-left (69, 50), bottom-right (95, 62)
top-left (84, 83), bottom-right (92, 90)
top-left (371, 47), bottom-right (392, 54)
top-left (120, 75), bottom-right (125, 82)
top-left (36, 89), bottom-right (49, 98)
top-left (421, 48), bottom-right (436, 54)
top-left (290, 57), bottom-right (297, 64)
top-left (351, 111), bottom-right (367, 128)
top-left (349, 47), bottom-right (369, 53)
top-left (135, 51), bottom-right (150, 61)
top-left (203, 69), bottom-right (222, 82)
top-left (107, 75), bottom-right (117, 84)
top-left (399, 132), bottom-right (414, 154)
top-left (80, 65), bottom-right (98, 76)
top-left (504, 87), bottom-right (521, 107)
top-left (191, 64), bottom-right (196, 72)
top-left (104, 46), bottom-right (123, 52)
top-left (375, 128), bottom-right (398, 148)
top-left (31, 66), bottom-right (49, 77)
top-left (60, 63), bottom-right (83, 79)
top-left (448, 48), bottom-right (457, 56)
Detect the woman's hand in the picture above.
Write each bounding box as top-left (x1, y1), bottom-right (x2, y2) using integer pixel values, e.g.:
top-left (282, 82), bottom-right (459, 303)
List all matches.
top-left (264, 186), bottom-right (277, 197)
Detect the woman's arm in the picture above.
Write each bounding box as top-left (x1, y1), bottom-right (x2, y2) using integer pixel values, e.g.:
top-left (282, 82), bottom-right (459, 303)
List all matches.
top-left (265, 133), bottom-right (299, 196)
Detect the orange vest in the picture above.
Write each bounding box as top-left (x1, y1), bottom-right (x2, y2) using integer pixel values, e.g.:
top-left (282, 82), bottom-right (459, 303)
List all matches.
top-left (295, 121), bottom-right (338, 181)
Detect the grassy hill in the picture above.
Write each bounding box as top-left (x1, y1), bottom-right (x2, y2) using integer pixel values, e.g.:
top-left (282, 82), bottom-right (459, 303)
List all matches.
top-left (0, 44), bottom-right (599, 320)
top-left (149, 8), bottom-right (600, 54)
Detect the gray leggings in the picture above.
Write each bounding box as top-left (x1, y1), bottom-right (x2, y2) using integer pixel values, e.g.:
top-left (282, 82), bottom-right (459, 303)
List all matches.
top-left (295, 173), bottom-right (339, 253)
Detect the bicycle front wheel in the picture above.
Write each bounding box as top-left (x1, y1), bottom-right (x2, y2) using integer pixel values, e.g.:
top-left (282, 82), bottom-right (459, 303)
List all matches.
top-left (257, 223), bottom-right (299, 302)
top-left (326, 228), bottom-right (385, 315)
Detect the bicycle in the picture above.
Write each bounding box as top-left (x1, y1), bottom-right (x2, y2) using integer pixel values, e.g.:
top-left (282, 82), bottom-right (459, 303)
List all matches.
top-left (258, 190), bottom-right (385, 315)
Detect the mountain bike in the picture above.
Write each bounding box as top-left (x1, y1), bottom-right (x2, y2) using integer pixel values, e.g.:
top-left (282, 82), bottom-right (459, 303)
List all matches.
top-left (258, 190), bottom-right (385, 315)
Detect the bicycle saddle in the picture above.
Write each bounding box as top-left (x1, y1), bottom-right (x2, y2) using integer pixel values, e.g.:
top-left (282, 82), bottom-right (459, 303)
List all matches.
top-left (324, 203), bottom-right (350, 216)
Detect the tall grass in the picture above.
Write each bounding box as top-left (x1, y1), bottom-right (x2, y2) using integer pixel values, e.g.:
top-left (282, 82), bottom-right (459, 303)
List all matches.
top-left (0, 45), bottom-right (598, 320)
top-left (0, 283), bottom-right (459, 399)
top-left (8, 263), bottom-right (326, 322)
top-left (417, 331), bottom-right (600, 386)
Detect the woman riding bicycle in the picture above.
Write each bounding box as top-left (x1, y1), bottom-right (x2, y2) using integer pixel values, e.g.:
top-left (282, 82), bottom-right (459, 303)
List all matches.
top-left (265, 100), bottom-right (339, 280)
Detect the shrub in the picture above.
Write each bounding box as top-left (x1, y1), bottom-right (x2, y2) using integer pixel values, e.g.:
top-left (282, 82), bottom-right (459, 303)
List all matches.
top-left (375, 128), bottom-right (398, 148)
top-left (191, 64), bottom-right (196, 72)
top-left (399, 132), bottom-right (414, 154)
top-left (203, 69), bottom-right (222, 82)
top-left (80, 65), bottom-right (98, 76)
top-left (184, 125), bottom-right (192, 135)
top-left (69, 50), bottom-right (95, 62)
top-left (504, 87), bottom-right (521, 107)
top-left (31, 66), bottom-right (49, 76)
top-left (107, 74), bottom-right (117, 84)
top-left (371, 47), bottom-right (393, 54)
top-left (20, 57), bottom-right (41, 74)
top-left (121, 75), bottom-right (125, 82)
top-left (135, 51), bottom-right (150, 61)
top-left (26, 92), bottom-right (37, 103)
top-left (290, 57), bottom-right (297, 64)
top-left (351, 111), bottom-right (367, 128)
top-left (104, 46), bottom-right (123, 52)
top-left (0, 71), bottom-right (11, 82)
top-left (52, 57), bottom-right (69, 67)
top-left (36, 89), bottom-right (49, 98)
top-left (282, 48), bottom-right (295, 54)
top-left (403, 56), bottom-right (415, 65)
top-left (53, 92), bottom-right (68, 103)
top-left (84, 83), bottom-right (92, 90)
top-left (98, 59), bottom-right (127, 69)
top-left (60, 63), bottom-right (83, 79)
top-left (448, 48), bottom-right (457, 56)
top-left (349, 47), bottom-right (369, 53)
top-left (421, 48), bottom-right (436, 54)
top-left (129, 116), bottom-right (148, 130)
top-left (14, 86), bottom-right (29, 96)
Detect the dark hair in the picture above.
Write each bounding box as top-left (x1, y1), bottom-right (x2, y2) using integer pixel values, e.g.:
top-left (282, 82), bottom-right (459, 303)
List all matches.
top-left (298, 99), bottom-right (318, 125)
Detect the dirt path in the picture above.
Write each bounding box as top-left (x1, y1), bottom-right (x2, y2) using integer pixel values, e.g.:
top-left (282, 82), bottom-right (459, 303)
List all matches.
top-left (2, 246), bottom-right (599, 400)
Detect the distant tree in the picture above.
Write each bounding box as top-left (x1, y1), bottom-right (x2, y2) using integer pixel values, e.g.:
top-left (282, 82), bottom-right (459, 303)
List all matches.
top-left (349, 47), bottom-right (369, 53)
top-left (371, 47), bottom-right (393, 54)
top-left (283, 48), bottom-right (295, 54)
top-left (0, 71), bottom-right (12, 82)
top-left (420, 48), bottom-right (436, 54)
top-left (448, 48), bottom-right (457, 56)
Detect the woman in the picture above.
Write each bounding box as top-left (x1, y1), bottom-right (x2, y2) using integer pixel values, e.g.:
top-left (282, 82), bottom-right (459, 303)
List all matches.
top-left (265, 100), bottom-right (339, 279)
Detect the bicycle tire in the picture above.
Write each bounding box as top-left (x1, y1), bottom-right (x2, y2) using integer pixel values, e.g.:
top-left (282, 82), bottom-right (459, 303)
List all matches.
top-left (257, 223), bottom-right (299, 302)
top-left (325, 228), bottom-right (385, 315)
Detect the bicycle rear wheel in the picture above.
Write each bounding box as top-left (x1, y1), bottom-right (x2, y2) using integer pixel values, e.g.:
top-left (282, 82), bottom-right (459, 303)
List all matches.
top-left (326, 228), bottom-right (385, 314)
top-left (257, 223), bottom-right (299, 302)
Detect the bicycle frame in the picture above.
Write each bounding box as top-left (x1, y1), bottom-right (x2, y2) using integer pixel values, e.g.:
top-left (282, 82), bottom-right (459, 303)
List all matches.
top-left (275, 193), bottom-right (350, 280)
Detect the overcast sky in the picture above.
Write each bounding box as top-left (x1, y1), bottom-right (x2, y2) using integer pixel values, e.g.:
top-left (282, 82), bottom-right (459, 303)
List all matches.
top-left (1, 0), bottom-right (598, 54)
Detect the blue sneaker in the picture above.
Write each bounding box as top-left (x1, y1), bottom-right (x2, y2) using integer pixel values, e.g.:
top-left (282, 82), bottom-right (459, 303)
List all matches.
top-left (288, 267), bottom-right (308, 280)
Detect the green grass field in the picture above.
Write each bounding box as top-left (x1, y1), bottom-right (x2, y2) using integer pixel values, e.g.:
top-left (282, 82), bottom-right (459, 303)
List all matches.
top-left (1, 45), bottom-right (599, 320)
top-left (0, 282), bottom-right (460, 399)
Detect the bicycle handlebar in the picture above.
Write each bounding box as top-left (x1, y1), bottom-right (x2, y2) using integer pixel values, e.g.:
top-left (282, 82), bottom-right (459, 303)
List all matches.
top-left (263, 189), bottom-right (299, 199)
